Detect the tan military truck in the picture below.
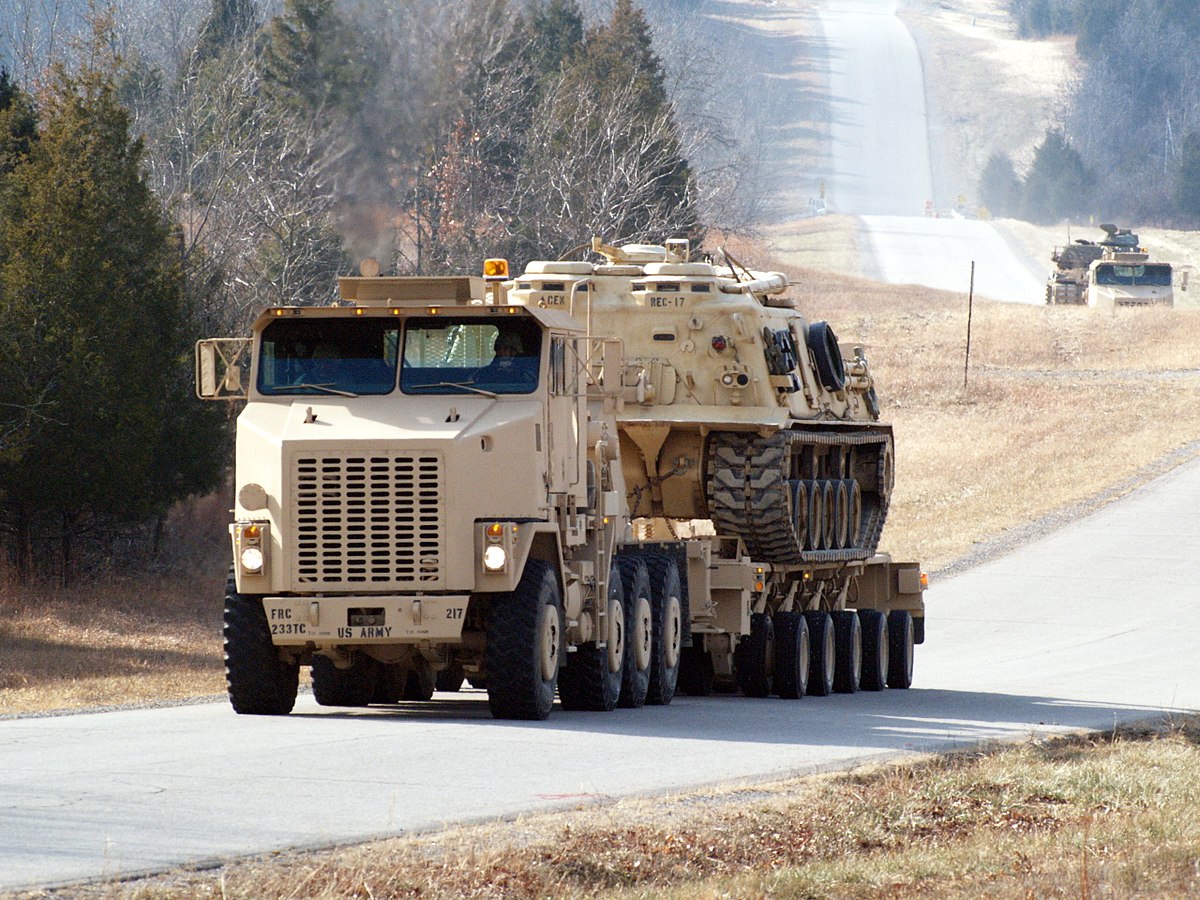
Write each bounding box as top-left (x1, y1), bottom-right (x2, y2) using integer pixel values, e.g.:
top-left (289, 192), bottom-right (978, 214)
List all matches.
top-left (196, 241), bottom-right (924, 720)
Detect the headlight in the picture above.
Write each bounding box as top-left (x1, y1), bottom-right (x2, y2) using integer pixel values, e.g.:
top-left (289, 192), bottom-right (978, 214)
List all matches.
top-left (240, 546), bottom-right (264, 573)
top-left (482, 545), bottom-right (508, 572)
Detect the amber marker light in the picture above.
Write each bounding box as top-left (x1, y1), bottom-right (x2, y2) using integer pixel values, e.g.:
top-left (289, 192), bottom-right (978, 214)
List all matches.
top-left (243, 524), bottom-right (261, 539)
top-left (483, 258), bottom-right (509, 279)
top-left (486, 522), bottom-right (504, 541)
top-left (921, 573), bottom-right (930, 589)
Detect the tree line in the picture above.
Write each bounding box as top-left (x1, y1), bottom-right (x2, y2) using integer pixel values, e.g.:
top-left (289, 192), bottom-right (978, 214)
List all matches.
top-left (985, 0), bottom-right (1200, 225)
top-left (0, 0), bottom-right (715, 583)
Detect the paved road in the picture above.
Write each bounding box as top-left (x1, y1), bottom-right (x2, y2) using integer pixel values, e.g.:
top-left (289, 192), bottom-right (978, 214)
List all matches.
top-left (4, 452), bottom-right (1200, 891)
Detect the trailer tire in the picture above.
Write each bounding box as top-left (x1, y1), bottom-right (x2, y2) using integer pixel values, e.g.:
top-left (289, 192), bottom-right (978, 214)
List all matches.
top-left (558, 567), bottom-right (624, 712)
top-left (887, 610), bottom-right (915, 689)
top-left (403, 663), bottom-right (436, 701)
top-left (858, 608), bottom-right (889, 691)
top-left (436, 664), bottom-right (465, 692)
top-left (773, 611), bottom-right (809, 699)
top-left (223, 585), bottom-right (299, 716)
top-left (832, 610), bottom-right (862, 693)
top-left (312, 653), bottom-right (379, 707)
top-left (486, 559), bottom-right (562, 720)
top-left (645, 555), bottom-right (683, 706)
top-left (678, 645), bottom-right (715, 696)
top-left (736, 612), bottom-right (774, 698)
top-left (804, 611), bottom-right (835, 696)
top-left (616, 557), bottom-right (652, 709)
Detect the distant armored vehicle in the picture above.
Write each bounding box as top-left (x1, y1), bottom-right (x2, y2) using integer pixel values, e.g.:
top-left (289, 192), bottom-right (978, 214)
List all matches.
top-left (1047, 224), bottom-right (1173, 308)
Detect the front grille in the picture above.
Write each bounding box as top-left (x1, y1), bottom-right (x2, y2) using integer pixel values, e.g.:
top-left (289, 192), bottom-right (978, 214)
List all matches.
top-left (290, 450), bottom-right (444, 589)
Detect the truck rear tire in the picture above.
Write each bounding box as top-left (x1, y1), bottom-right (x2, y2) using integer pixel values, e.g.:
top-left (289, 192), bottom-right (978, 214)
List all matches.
top-left (773, 611), bottom-right (809, 699)
top-left (736, 612), bottom-right (773, 698)
top-left (832, 610), bottom-right (862, 693)
top-left (858, 608), bottom-right (889, 691)
top-left (486, 559), bottom-right (562, 720)
top-left (804, 611), bottom-right (835, 696)
top-left (403, 663), bottom-right (436, 701)
top-left (223, 585), bottom-right (299, 716)
top-left (558, 568), bottom-right (624, 712)
top-left (887, 610), bottom-right (915, 689)
top-left (615, 557), bottom-right (652, 708)
top-left (436, 664), bottom-right (465, 692)
top-left (312, 653), bottom-right (379, 707)
top-left (645, 555), bottom-right (682, 705)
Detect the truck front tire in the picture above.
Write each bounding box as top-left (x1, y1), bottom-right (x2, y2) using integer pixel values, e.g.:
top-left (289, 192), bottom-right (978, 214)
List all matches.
top-left (223, 584), bottom-right (299, 716)
top-left (486, 559), bottom-right (562, 720)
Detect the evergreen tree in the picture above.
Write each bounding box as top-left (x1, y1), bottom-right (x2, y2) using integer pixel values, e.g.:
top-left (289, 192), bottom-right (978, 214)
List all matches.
top-left (979, 151), bottom-right (1022, 217)
top-left (0, 35), bottom-right (224, 579)
top-left (194, 0), bottom-right (259, 67)
top-left (1021, 128), bottom-right (1094, 223)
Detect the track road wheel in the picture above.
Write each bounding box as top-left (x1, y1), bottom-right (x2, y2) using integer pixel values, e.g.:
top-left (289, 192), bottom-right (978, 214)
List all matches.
top-left (616, 557), bottom-right (652, 709)
top-left (312, 653), bottom-right (379, 707)
top-left (832, 610), bottom-right (862, 693)
top-left (558, 566), bottom-right (624, 712)
top-left (223, 586), bottom-right (299, 715)
top-left (887, 610), bottom-right (915, 689)
top-left (804, 611), bottom-right (835, 697)
top-left (645, 555), bottom-right (683, 705)
top-left (678, 645), bottom-right (715, 696)
top-left (858, 608), bottom-right (889, 692)
top-left (773, 611), bottom-right (810, 699)
top-left (736, 613), bottom-right (774, 698)
top-left (486, 559), bottom-right (562, 720)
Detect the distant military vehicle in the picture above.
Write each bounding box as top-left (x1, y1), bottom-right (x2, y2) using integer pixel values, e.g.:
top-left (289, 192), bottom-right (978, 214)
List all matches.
top-left (1046, 224), bottom-right (1173, 308)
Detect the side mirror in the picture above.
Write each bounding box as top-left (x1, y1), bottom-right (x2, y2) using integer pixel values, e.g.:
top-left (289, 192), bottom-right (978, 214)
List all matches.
top-left (196, 338), bottom-right (251, 400)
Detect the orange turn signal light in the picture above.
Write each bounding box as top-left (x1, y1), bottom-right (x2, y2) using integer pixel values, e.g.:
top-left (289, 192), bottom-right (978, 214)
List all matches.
top-left (484, 258), bottom-right (509, 279)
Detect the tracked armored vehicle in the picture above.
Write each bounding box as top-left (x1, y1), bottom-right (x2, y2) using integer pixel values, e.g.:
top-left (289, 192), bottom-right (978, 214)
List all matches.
top-left (1047, 224), bottom-right (1174, 308)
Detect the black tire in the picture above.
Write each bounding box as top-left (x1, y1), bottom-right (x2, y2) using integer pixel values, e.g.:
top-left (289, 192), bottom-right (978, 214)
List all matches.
top-left (858, 608), bottom-right (889, 692)
top-left (223, 587), bottom-right (299, 715)
top-left (616, 557), bottom-right (652, 709)
top-left (486, 559), bottom-right (562, 720)
top-left (773, 611), bottom-right (810, 699)
top-left (678, 645), bottom-right (714, 696)
top-left (436, 664), bottom-right (465, 692)
top-left (736, 612), bottom-right (773, 698)
top-left (887, 609), bottom-right (915, 689)
top-left (645, 555), bottom-right (683, 706)
top-left (804, 611), bottom-right (835, 696)
top-left (807, 321), bottom-right (847, 391)
top-left (312, 653), bottom-right (379, 707)
top-left (403, 664), bottom-right (436, 701)
top-left (832, 609), bottom-right (862, 694)
top-left (558, 566), bottom-right (624, 712)
top-left (374, 663), bottom-right (404, 703)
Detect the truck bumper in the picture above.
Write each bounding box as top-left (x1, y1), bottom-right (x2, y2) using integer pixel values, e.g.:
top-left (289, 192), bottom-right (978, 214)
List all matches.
top-left (263, 595), bottom-right (470, 645)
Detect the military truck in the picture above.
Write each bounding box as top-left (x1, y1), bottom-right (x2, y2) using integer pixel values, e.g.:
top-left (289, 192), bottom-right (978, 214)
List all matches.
top-left (196, 240), bottom-right (924, 721)
top-left (1046, 224), bottom-right (1174, 308)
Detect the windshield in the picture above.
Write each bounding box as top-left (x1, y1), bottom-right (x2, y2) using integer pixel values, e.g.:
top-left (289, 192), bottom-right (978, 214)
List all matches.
top-left (400, 316), bottom-right (541, 395)
top-left (258, 318), bottom-right (399, 396)
top-left (1094, 264), bottom-right (1173, 287)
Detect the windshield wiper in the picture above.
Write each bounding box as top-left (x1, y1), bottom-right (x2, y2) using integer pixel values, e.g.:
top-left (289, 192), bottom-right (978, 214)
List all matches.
top-left (286, 382), bottom-right (359, 397)
top-left (409, 381), bottom-right (497, 398)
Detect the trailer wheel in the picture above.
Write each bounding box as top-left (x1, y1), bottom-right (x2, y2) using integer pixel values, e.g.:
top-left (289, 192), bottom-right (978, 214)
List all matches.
top-left (804, 611), bottom-right (835, 696)
top-left (858, 609), bottom-right (889, 691)
top-left (312, 653), bottom-right (379, 707)
top-left (403, 663), bottom-right (436, 701)
top-left (558, 565), bottom-right (624, 712)
top-left (773, 611), bottom-right (810, 699)
top-left (736, 612), bottom-right (774, 698)
top-left (436, 664), bottom-right (466, 693)
top-left (887, 610), bottom-right (915, 689)
top-left (645, 555), bottom-right (683, 706)
top-left (223, 585), bottom-right (299, 715)
top-left (486, 559), bottom-right (562, 720)
top-left (678, 645), bottom-right (714, 696)
top-left (616, 557), bottom-right (652, 709)
top-left (832, 610), bottom-right (862, 693)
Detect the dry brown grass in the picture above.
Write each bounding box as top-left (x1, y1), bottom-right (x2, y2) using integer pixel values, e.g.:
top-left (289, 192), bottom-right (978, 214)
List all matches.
top-left (50, 718), bottom-right (1200, 899)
